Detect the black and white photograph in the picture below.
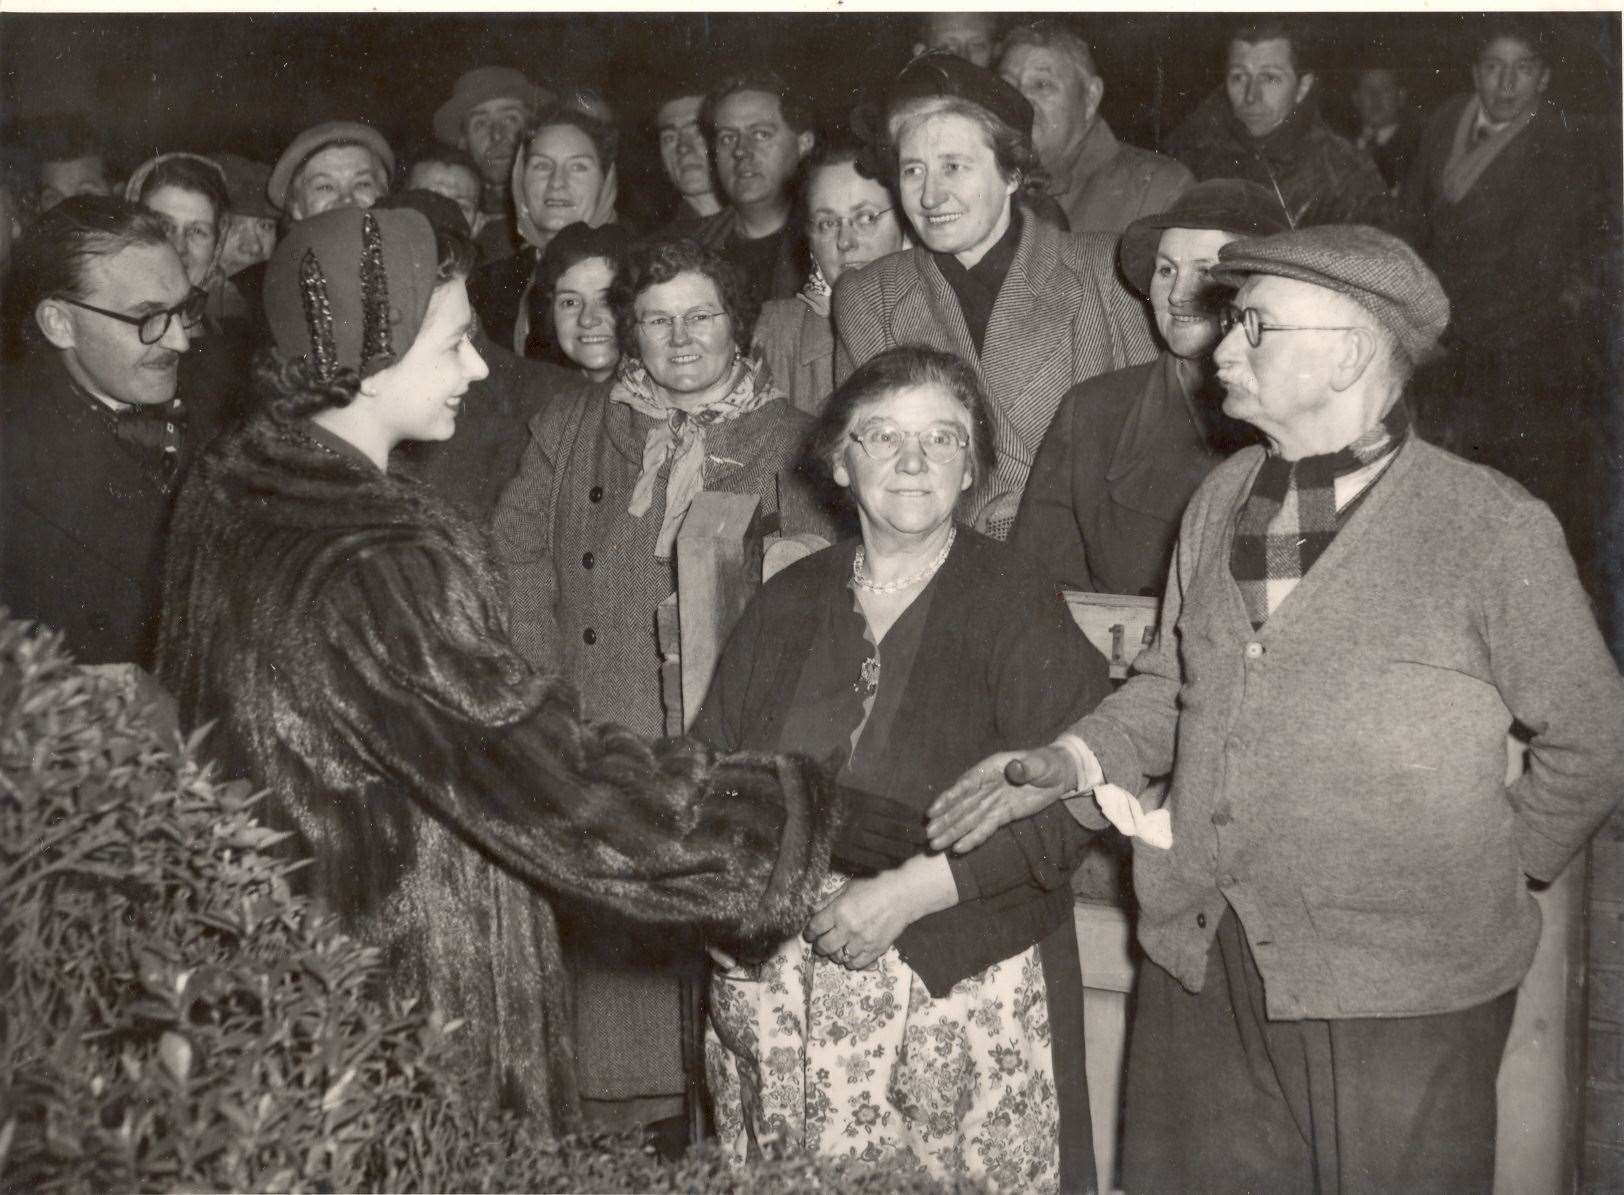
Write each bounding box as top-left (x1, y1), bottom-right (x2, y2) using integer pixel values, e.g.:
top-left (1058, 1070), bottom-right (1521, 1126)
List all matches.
top-left (1, 6), bottom-right (1621, 1192)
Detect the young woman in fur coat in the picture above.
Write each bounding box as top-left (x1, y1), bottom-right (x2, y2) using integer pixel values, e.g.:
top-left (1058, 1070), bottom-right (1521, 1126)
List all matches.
top-left (157, 207), bottom-right (884, 1135)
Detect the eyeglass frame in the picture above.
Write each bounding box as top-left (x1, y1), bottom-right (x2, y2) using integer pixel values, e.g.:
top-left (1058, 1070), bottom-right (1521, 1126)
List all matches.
top-left (809, 208), bottom-right (895, 239)
top-left (848, 423), bottom-right (970, 465)
top-left (55, 287), bottom-right (208, 345)
top-left (634, 306), bottom-right (730, 340)
top-left (1219, 303), bottom-right (1364, 349)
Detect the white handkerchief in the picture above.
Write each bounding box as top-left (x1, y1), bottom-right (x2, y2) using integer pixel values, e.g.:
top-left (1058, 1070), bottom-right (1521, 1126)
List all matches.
top-left (1094, 782), bottom-right (1173, 850)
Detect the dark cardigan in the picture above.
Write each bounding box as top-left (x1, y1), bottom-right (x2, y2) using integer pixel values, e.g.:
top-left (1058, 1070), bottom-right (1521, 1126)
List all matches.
top-left (693, 528), bottom-right (1112, 996)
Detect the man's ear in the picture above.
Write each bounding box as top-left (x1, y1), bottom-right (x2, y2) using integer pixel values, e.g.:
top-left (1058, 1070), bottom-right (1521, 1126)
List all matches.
top-left (1294, 72), bottom-right (1316, 108)
top-left (1329, 326), bottom-right (1378, 392)
top-left (796, 129), bottom-right (815, 161)
top-left (34, 298), bottom-right (77, 350)
top-left (1083, 74), bottom-right (1106, 126)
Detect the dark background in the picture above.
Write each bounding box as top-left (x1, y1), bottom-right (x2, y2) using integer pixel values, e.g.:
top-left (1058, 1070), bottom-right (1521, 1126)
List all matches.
top-left (2, 10), bottom-right (1618, 228)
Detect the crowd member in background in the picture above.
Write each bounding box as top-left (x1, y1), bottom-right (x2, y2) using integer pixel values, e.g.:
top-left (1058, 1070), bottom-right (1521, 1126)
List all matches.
top-left (753, 133), bottom-right (907, 416)
top-left (210, 151), bottom-right (279, 288)
top-left (433, 65), bottom-right (549, 263)
top-left (0, 150), bottom-right (36, 287)
top-left (691, 71), bottom-right (814, 308)
top-left (125, 154), bottom-right (239, 335)
top-left (1350, 67), bottom-right (1420, 195)
top-left (999, 20), bottom-right (1191, 233)
top-left (157, 204), bottom-right (847, 1140)
top-left (492, 238), bottom-right (835, 1146)
top-left (655, 79), bottom-right (721, 237)
top-left (698, 345), bottom-right (1108, 1193)
top-left (912, 11), bottom-right (1000, 69)
top-left (1166, 19), bottom-right (1394, 229)
top-left (930, 225), bottom-right (1624, 1195)
top-left (402, 142), bottom-right (483, 237)
top-left (469, 101), bottom-right (620, 358)
top-left (1011, 179), bottom-right (1284, 598)
top-left (529, 220), bottom-right (630, 381)
top-left (1403, 16), bottom-right (1604, 590)
top-left (236, 119), bottom-right (395, 342)
top-left (31, 113), bottom-right (111, 212)
top-left (1, 196), bottom-right (216, 669)
top-left (835, 52), bottom-right (1157, 540)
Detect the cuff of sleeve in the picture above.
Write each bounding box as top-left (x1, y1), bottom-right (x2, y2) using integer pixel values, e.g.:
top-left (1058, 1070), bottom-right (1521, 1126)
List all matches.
top-left (1518, 821), bottom-right (1581, 885)
top-left (1057, 733), bottom-right (1109, 829)
top-left (1074, 716), bottom-right (1145, 799)
top-left (946, 851), bottom-right (982, 902)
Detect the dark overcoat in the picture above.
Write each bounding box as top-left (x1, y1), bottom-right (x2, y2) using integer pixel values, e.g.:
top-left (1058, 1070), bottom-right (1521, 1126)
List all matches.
top-left (157, 413), bottom-right (842, 1133)
top-left (832, 215), bottom-right (1157, 539)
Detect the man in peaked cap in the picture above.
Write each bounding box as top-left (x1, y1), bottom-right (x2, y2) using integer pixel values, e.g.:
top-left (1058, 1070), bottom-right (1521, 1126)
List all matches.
top-left (929, 224), bottom-right (1624, 1192)
top-left (434, 66), bottom-right (549, 263)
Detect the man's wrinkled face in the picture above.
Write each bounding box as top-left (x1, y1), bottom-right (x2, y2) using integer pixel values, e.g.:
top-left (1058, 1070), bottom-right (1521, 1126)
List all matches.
top-left (915, 13), bottom-right (999, 69)
top-left (287, 144), bottom-right (388, 221)
top-left (40, 155), bottom-right (110, 212)
top-left (462, 96), bottom-right (531, 188)
top-left (999, 43), bottom-right (1100, 168)
top-left (1226, 38), bottom-right (1313, 139)
top-left (1474, 36), bottom-right (1550, 125)
top-left (46, 242), bottom-right (193, 408)
top-left (1352, 69), bottom-right (1406, 131)
top-left (1213, 274), bottom-right (1355, 445)
top-left (407, 161), bottom-right (482, 232)
top-left (658, 95), bottom-right (713, 200)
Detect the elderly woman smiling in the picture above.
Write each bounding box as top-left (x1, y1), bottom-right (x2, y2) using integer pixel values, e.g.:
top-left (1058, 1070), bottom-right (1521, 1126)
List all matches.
top-left (694, 345), bottom-right (1110, 1192)
top-left (492, 236), bottom-right (834, 1140)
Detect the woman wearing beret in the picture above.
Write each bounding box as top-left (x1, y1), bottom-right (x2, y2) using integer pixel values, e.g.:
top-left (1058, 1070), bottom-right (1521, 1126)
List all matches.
top-left (834, 51), bottom-right (1158, 541)
top-left (159, 208), bottom-right (842, 1136)
top-left (696, 345), bottom-right (1110, 1193)
top-left (1009, 178), bottom-right (1288, 598)
top-left (492, 235), bottom-right (836, 1138)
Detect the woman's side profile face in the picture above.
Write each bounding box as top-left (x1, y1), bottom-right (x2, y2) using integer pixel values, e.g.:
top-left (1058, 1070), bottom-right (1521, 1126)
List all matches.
top-left (523, 124), bottom-right (605, 234)
top-left (895, 107), bottom-right (1016, 262)
top-left (834, 381), bottom-right (974, 542)
top-left (805, 160), bottom-right (905, 287)
top-left (1150, 227), bottom-right (1240, 359)
top-left (633, 269), bottom-right (735, 398)
top-left (368, 277), bottom-right (489, 444)
top-left (144, 183), bottom-right (220, 288)
top-left (552, 254), bottom-right (619, 380)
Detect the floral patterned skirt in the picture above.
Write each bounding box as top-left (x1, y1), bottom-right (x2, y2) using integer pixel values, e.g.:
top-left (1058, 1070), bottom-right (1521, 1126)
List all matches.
top-left (705, 879), bottom-right (1062, 1193)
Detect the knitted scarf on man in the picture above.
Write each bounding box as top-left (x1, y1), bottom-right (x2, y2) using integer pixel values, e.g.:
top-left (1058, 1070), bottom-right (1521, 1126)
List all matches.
top-left (1230, 402), bottom-right (1410, 628)
top-left (157, 412), bottom-right (843, 1132)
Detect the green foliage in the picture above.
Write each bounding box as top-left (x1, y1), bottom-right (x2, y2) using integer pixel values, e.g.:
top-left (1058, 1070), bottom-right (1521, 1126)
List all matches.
top-left (0, 618), bottom-right (961, 1193)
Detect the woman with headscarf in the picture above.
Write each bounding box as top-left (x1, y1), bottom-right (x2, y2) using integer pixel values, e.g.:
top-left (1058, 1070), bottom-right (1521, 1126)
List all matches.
top-left (492, 235), bottom-right (837, 1140)
top-left (468, 98), bottom-right (621, 358)
top-left (158, 206), bottom-right (848, 1137)
top-left (1009, 179), bottom-right (1288, 598)
top-left (125, 153), bottom-right (240, 335)
top-left (751, 132), bottom-right (908, 417)
top-left (833, 52), bottom-right (1157, 541)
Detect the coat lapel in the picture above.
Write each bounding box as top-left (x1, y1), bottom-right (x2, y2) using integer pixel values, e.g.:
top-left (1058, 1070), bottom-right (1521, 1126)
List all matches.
top-left (891, 251), bottom-right (983, 386)
top-left (981, 219), bottom-right (1078, 454)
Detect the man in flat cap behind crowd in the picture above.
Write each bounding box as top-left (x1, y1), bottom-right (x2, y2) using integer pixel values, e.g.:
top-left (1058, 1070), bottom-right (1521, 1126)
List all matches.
top-left (929, 225), bottom-right (1624, 1192)
top-left (433, 66), bottom-right (549, 264)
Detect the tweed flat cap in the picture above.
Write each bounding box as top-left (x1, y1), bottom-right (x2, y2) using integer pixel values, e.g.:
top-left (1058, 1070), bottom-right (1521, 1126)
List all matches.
top-left (268, 121), bottom-right (395, 213)
top-left (1212, 225), bottom-right (1450, 364)
top-left (433, 66), bottom-right (549, 145)
top-left (1119, 179), bottom-right (1290, 297)
top-left (891, 50), bottom-right (1035, 141)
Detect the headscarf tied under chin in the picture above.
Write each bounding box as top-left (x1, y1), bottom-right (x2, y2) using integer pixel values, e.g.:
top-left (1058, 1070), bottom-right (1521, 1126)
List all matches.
top-left (509, 145), bottom-right (620, 354)
top-left (609, 353), bottom-right (777, 561)
top-left (124, 152), bottom-right (231, 298)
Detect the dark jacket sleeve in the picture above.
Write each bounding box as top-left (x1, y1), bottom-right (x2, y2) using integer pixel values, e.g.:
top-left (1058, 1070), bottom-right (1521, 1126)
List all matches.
top-left (945, 577), bottom-right (1112, 901)
top-left (319, 535), bottom-right (842, 955)
top-left (1008, 385), bottom-right (1094, 589)
top-left (491, 403), bottom-right (575, 672)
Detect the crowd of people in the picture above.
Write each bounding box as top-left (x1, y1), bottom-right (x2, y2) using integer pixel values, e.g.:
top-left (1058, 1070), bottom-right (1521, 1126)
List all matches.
top-left (2, 12), bottom-right (1621, 1194)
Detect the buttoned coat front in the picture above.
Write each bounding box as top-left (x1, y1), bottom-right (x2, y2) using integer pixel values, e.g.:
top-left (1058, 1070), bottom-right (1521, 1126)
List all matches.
top-left (832, 215), bottom-right (1156, 538)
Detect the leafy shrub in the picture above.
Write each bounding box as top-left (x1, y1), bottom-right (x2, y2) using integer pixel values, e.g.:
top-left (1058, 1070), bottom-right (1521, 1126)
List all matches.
top-left (0, 617), bottom-right (961, 1193)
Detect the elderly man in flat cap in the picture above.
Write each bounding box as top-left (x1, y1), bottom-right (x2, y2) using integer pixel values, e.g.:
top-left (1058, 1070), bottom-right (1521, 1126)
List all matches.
top-left (929, 225), bottom-right (1624, 1192)
top-left (434, 66), bottom-right (549, 264)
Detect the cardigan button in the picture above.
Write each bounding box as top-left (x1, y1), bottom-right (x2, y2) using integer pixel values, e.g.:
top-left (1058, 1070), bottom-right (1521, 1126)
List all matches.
top-left (582, 551), bottom-right (595, 569)
top-left (582, 627), bottom-right (597, 645)
top-left (1196, 912), bottom-right (1208, 929)
top-left (589, 485), bottom-right (604, 503)
top-left (1244, 642), bottom-right (1264, 660)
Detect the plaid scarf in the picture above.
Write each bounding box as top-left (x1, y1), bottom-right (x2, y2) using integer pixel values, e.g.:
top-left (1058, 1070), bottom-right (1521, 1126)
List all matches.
top-left (1230, 402), bottom-right (1410, 629)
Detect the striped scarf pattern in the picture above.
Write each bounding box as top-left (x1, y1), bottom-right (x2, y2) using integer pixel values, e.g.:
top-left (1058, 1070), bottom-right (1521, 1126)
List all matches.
top-left (1230, 402), bottom-right (1410, 629)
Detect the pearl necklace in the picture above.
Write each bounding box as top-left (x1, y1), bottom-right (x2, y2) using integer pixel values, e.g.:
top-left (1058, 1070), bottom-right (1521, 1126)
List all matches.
top-left (852, 526), bottom-right (957, 594)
